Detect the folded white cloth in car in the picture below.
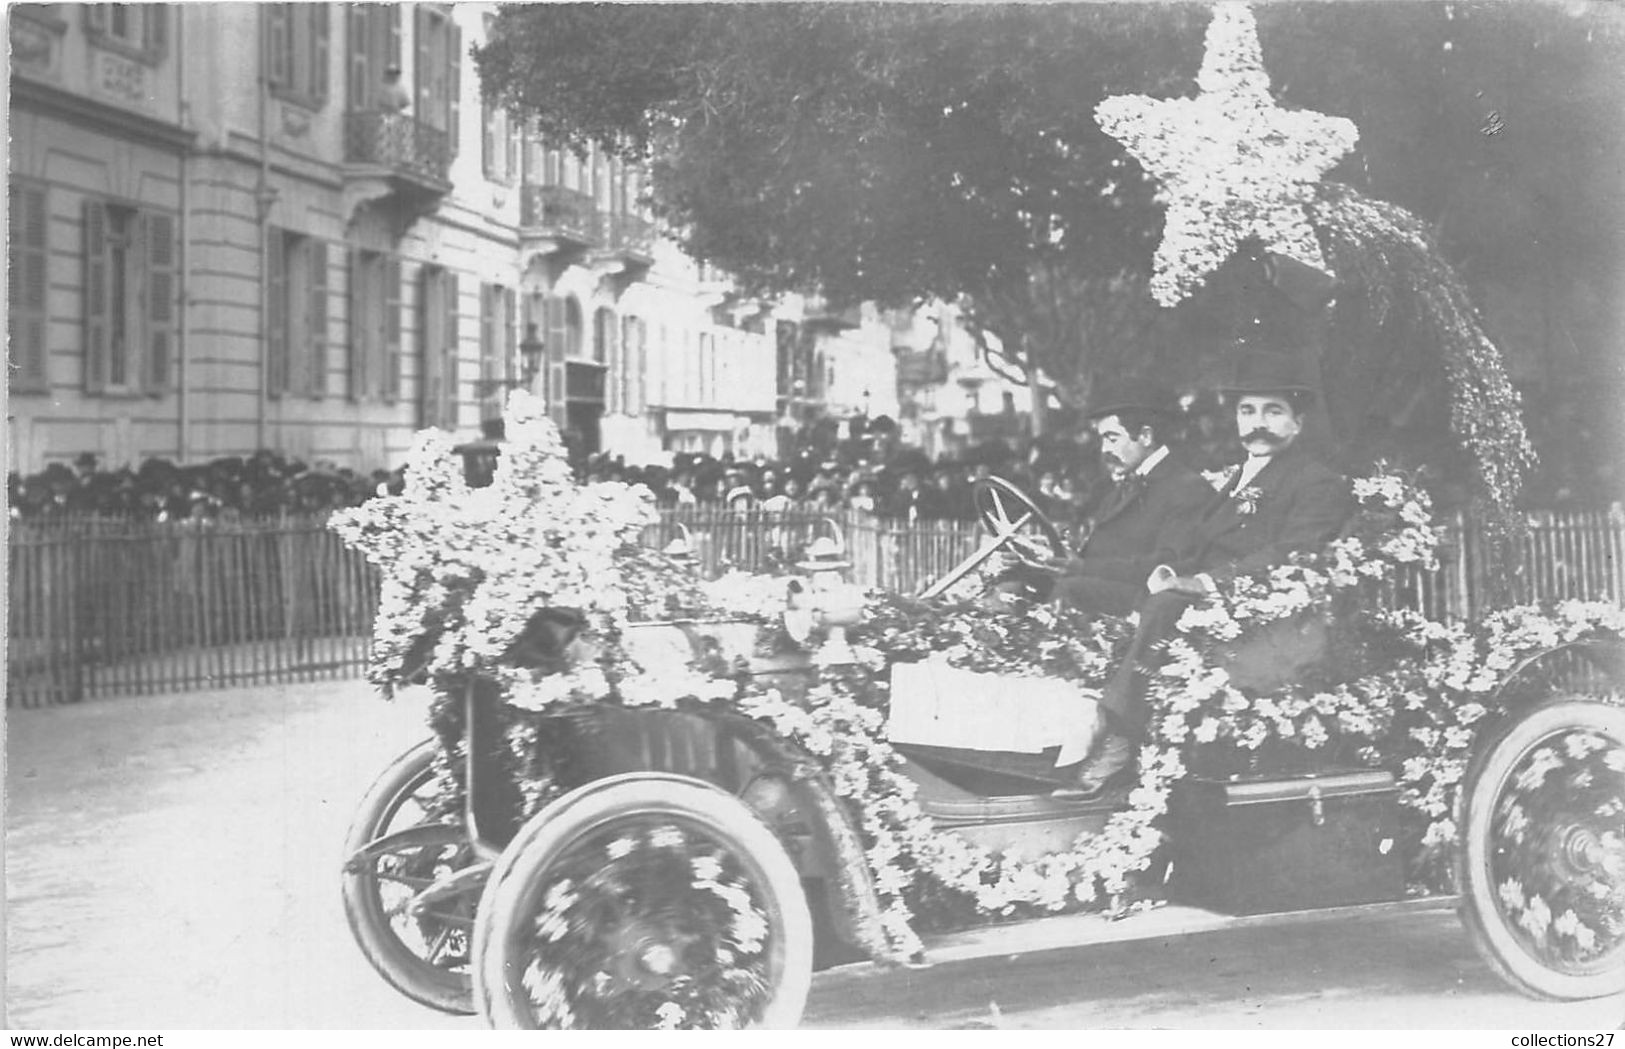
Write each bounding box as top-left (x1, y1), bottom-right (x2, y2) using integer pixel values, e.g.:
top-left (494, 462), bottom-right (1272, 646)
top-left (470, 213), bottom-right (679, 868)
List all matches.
top-left (887, 658), bottom-right (1102, 766)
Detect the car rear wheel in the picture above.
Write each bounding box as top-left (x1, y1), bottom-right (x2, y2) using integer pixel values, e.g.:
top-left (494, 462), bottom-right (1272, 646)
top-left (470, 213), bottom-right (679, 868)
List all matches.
top-left (1457, 698), bottom-right (1625, 1001)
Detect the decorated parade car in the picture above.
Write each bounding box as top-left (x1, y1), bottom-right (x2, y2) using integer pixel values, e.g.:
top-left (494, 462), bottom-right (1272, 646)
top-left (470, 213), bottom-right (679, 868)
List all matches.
top-left (327, 5), bottom-right (1622, 1027)
top-left (329, 392), bottom-right (1623, 1029)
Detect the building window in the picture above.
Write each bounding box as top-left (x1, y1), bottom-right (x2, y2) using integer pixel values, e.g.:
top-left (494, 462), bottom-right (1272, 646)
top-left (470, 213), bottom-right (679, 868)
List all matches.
top-left (266, 229), bottom-right (329, 400)
top-left (347, 249), bottom-right (401, 402)
top-left (10, 183), bottom-right (50, 394)
top-left (266, 4), bottom-right (330, 109)
top-left (617, 315), bottom-right (646, 416)
top-left (562, 298), bottom-right (583, 359)
top-left (481, 101), bottom-right (521, 185)
top-left (592, 306), bottom-right (614, 369)
top-left (83, 3), bottom-right (166, 62)
top-left (479, 16), bottom-right (520, 184)
top-left (478, 282), bottom-right (515, 421)
top-left (82, 198), bottom-right (175, 398)
top-left (418, 265), bottom-right (459, 429)
top-left (346, 3), bottom-right (401, 111)
top-left (414, 4), bottom-right (460, 158)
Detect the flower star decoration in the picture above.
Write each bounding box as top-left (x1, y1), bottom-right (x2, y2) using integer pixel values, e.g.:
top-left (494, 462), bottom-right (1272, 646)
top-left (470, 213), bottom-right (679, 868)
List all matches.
top-left (329, 389), bottom-right (658, 685)
top-left (1096, 2), bottom-right (1359, 306)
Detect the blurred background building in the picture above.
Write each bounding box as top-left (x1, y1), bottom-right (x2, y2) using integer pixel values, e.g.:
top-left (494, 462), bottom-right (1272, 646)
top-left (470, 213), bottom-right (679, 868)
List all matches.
top-left (6, 1), bottom-right (906, 475)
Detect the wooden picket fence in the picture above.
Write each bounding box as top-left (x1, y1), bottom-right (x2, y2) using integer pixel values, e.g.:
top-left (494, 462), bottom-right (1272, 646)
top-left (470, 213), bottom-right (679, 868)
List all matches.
top-left (7, 515), bottom-right (379, 707)
top-left (6, 506), bottom-right (1622, 708)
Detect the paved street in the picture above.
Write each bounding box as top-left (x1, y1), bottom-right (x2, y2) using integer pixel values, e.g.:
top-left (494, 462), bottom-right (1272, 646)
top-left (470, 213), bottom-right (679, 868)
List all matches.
top-left (6, 680), bottom-right (1622, 1030)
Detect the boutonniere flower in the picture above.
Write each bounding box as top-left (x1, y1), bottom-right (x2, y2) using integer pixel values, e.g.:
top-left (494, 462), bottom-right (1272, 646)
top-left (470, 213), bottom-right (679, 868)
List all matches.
top-left (1234, 485), bottom-right (1263, 516)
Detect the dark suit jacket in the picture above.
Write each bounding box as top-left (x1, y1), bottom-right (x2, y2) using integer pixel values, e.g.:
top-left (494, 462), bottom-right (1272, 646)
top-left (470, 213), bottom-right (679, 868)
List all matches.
top-left (1171, 443), bottom-right (1353, 583)
top-left (1051, 452), bottom-right (1213, 614)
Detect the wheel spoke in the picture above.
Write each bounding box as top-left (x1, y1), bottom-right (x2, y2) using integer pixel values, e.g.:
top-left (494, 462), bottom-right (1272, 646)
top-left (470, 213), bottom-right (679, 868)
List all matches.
top-left (423, 924), bottom-right (457, 965)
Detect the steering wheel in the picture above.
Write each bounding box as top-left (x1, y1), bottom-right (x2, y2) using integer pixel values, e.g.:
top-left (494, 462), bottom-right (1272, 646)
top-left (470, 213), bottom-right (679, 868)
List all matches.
top-left (919, 477), bottom-right (1070, 599)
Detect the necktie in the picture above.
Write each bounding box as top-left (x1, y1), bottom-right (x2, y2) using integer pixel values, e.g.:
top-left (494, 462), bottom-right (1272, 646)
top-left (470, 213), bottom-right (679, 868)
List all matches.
top-left (1109, 473), bottom-right (1146, 515)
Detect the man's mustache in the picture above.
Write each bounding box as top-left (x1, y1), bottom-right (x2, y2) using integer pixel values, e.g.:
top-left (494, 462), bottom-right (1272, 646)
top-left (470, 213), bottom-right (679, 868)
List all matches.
top-left (1241, 429), bottom-right (1285, 445)
top-left (1103, 453), bottom-right (1122, 467)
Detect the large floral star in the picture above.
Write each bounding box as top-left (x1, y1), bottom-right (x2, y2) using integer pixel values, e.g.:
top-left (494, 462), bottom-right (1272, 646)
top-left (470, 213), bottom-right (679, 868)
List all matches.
top-left (329, 390), bottom-right (656, 686)
top-left (1096, 3), bottom-right (1358, 306)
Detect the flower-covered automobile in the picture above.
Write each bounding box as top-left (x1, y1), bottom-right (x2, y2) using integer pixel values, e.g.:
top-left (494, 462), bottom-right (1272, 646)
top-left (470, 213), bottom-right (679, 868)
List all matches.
top-left (332, 392), bottom-right (1623, 1029)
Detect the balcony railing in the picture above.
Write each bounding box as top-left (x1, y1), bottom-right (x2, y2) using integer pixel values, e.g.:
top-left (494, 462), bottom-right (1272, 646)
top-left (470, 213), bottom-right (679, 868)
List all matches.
top-left (594, 211), bottom-right (656, 260)
top-left (344, 111), bottom-right (452, 185)
top-left (520, 184), bottom-right (599, 247)
top-left (801, 294), bottom-right (863, 331)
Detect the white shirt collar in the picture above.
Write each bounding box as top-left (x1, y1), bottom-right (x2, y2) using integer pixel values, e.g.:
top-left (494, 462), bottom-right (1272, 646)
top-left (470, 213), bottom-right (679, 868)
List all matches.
top-left (1235, 453), bottom-right (1273, 490)
top-left (1135, 445), bottom-right (1170, 478)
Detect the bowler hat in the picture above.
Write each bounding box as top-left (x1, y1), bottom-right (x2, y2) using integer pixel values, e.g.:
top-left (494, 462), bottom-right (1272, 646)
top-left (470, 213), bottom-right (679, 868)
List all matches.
top-left (1218, 349), bottom-right (1317, 396)
top-left (1086, 377), bottom-right (1179, 421)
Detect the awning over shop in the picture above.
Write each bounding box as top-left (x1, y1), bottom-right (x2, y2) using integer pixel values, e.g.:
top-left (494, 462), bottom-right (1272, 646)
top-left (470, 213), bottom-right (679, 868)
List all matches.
top-left (663, 410), bottom-right (737, 431)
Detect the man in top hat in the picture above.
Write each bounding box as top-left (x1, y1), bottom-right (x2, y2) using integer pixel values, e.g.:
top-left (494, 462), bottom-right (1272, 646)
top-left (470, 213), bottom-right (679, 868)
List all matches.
top-left (1054, 349), bottom-right (1353, 799)
top-left (1046, 379), bottom-right (1213, 617)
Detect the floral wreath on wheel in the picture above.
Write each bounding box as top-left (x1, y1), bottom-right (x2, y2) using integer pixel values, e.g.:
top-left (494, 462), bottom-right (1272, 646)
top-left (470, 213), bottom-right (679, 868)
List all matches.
top-left (331, 392), bottom-right (1624, 966)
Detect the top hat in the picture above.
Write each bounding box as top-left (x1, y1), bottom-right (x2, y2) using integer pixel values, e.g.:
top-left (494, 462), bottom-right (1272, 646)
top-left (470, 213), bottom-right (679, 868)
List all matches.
top-left (1086, 377), bottom-right (1179, 421)
top-left (1218, 348), bottom-right (1318, 396)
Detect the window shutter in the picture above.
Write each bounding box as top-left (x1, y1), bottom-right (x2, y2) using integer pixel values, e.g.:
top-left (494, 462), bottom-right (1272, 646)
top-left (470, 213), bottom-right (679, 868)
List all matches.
top-left (413, 6), bottom-right (431, 120)
top-left (634, 318), bottom-right (647, 413)
top-left (267, 5), bottom-right (290, 90)
top-left (309, 239), bottom-right (328, 398)
top-left (9, 185), bottom-right (50, 393)
top-left (387, 5), bottom-right (402, 73)
top-left (383, 256), bottom-right (401, 403)
top-left (606, 311), bottom-right (622, 412)
top-left (503, 286), bottom-right (516, 393)
top-left (442, 271), bottom-right (459, 429)
top-left (266, 229), bottom-right (288, 398)
top-left (144, 210), bottom-right (177, 396)
top-left (82, 199), bottom-right (108, 395)
top-left (418, 266), bottom-right (441, 428)
top-left (346, 249), bottom-right (365, 401)
top-left (481, 98), bottom-right (495, 178)
top-left (544, 295), bottom-right (567, 425)
top-left (448, 22), bottom-right (462, 159)
top-left (311, 6), bottom-right (330, 105)
top-left (619, 316), bottom-right (636, 416)
top-left (478, 282), bottom-right (495, 416)
top-left (346, 5), bottom-right (369, 108)
top-left (147, 4), bottom-right (168, 57)
top-left (508, 118), bottom-right (521, 184)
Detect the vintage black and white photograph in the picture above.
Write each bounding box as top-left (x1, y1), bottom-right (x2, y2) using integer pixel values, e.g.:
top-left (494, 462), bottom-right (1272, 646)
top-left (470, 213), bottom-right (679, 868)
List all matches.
top-left (6, 0), bottom-right (1625, 1032)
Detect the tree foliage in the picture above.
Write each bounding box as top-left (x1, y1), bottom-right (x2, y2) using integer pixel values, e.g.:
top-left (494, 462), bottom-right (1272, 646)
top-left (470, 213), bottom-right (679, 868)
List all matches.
top-left (477, 2), bottom-right (1624, 463)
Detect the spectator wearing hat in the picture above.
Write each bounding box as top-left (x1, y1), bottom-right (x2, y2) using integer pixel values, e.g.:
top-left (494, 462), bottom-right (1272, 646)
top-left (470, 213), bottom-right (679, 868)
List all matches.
top-left (1046, 379), bottom-right (1214, 617)
top-left (1056, 350), bottom-right (1354, 800)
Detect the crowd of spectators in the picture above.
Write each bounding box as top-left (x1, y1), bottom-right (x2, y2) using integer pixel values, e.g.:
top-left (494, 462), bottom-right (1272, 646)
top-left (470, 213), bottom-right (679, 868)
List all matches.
top-left (575, 390), bottom-right (1244, 527)
top-left (577, 427), bottom-right (1125, 528)
top-left (11, 382), bottom-right (1616, 525)
top-left (8, 451), bottom-right (393, 522)
top-left (0, 393), bottom-right (1239, 528)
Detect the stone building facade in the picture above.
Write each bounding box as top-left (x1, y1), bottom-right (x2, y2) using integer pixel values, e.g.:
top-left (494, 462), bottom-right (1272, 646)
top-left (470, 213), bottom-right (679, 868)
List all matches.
top-left (8, 3), bottom-right (895, 475)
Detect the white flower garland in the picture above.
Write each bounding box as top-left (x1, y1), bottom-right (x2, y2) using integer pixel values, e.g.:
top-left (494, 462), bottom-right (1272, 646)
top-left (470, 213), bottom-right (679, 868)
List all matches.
top-left (333, 407), bottom-right (1621, 953)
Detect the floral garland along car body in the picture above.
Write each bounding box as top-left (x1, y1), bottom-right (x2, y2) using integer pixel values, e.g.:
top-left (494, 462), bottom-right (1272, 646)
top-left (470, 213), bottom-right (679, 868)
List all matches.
top-left (331, 392), bottom-right (1624, 1026)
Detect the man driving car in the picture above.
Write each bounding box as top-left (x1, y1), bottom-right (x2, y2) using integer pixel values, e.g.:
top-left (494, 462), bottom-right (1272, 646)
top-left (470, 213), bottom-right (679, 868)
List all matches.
top-left (1047, 380), bottom-right (1213, 617)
